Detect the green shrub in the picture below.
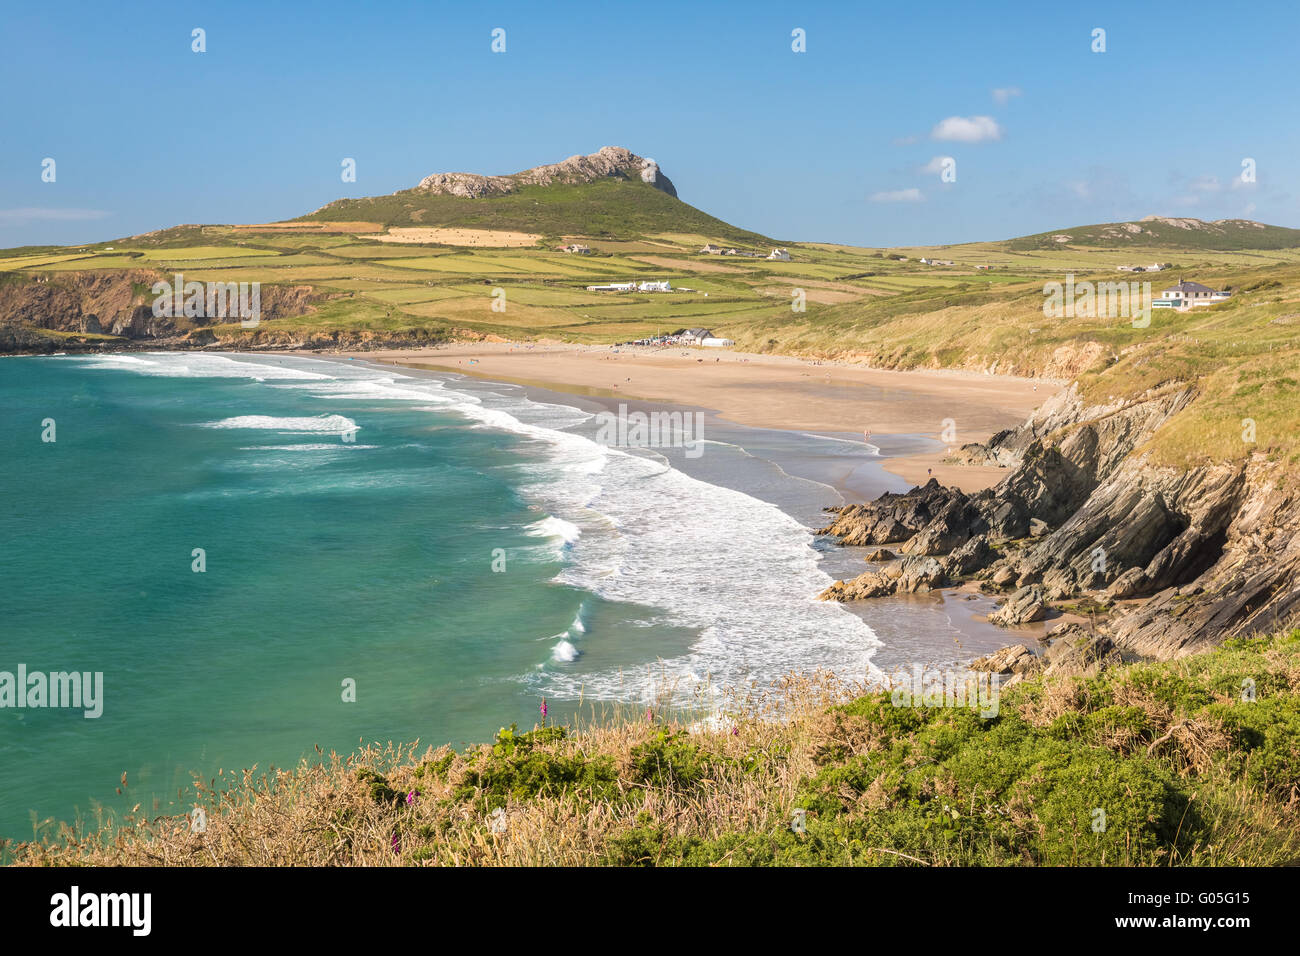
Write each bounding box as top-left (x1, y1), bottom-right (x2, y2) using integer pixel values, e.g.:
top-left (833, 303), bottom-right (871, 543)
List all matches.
top-left (453, 724), bottom-right (621, 811)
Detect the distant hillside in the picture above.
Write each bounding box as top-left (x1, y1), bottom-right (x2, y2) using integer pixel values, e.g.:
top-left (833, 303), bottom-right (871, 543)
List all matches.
top-left (298, 146), bottom-right (771, 244)
top-left (1005, 216), bottom-right (1300, 252)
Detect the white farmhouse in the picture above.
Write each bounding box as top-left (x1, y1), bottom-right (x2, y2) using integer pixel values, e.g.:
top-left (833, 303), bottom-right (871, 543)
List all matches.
top-left (1153, 279), bottom-right (1231, 310)
top-left (637, 280), bottom-right (672, 293)
top-left (767, 248), bottom-right (791, 261)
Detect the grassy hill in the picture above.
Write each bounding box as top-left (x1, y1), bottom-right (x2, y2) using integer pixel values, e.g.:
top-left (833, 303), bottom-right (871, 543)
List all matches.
top-left (301, 178), bottom-right (773, 245)
top-left (1004, 216), bottom-right (1300, 252)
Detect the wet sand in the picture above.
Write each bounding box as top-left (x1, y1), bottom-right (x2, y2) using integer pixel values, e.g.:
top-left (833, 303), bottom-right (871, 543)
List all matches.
top-left (311, 342), bottom-right (1059, 494)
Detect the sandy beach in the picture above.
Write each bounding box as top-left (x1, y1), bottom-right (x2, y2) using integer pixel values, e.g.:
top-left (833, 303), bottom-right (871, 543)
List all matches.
top-left (329, 342), bottom-right (1059, 494)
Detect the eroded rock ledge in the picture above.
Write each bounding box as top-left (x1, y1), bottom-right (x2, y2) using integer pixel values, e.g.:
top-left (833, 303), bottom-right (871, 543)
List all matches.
top-left (818, 384), bottom-right (1300, 661)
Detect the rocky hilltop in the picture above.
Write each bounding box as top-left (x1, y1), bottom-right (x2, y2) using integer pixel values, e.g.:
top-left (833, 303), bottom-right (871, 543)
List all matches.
top-left (1007, 215), bottom-right (1300, 251)
top-left (408, 146), bottom-right (676, 199)
top-left (818, 384), bottom-right (1300, 662)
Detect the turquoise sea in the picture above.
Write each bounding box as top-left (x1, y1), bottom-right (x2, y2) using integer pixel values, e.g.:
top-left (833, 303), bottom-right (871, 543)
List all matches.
top-left (1, 351), bottom-right (929, 840)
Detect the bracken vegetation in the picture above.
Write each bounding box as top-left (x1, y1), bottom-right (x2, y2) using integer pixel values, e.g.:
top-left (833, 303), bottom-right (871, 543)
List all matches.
top-left (8, 628), bottom-right (1299, 866)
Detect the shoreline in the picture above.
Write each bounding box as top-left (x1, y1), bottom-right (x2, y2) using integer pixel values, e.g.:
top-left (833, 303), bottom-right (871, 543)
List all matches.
top-left (309, 351), bottom-right (1065, 662)
top-left (303, 342), bottom-right (1059, 494)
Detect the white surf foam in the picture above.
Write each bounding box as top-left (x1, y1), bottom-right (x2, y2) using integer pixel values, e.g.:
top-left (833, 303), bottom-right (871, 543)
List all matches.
top-left (239, 443), bottom-right (379, 451)
top-left (205, 414), bottom-right (358, 434)
top-left (551, 639), bottom-right (580, 663)
top-left (525, 516), bottom-right (582, 545)
top-left (69, 352), bottom-right (332, 380)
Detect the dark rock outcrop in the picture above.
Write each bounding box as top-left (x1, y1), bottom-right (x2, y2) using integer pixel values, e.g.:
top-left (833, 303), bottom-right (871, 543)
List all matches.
top-left (819, 382), bottom-right (1300, 662)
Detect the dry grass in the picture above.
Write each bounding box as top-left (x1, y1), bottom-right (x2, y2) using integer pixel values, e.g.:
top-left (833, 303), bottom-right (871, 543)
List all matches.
top-left (8, 673), bottom-right (861, 867)
top-left (8, 633), bottom-right (1300, 867)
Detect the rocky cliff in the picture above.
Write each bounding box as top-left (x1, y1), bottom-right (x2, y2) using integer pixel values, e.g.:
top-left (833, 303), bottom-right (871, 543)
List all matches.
top-left (0, 270), bottom-right (321, 353)
top-left (409, 146), bottom-right (676, 199)
top-left (818, 384), bottom-right (1300, 661)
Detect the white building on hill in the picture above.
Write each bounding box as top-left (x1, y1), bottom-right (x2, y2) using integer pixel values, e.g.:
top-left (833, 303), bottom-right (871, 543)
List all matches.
top-left (767, 248), bottom-right (791, 261)
top-left (1152, 279), bottom-right (1231, 310)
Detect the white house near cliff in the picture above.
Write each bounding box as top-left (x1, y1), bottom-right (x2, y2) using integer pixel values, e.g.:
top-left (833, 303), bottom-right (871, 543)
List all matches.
top-left (1152, 279), bottom-right (1231, 310)
top-left (767, 248), bottom-right (791, 261)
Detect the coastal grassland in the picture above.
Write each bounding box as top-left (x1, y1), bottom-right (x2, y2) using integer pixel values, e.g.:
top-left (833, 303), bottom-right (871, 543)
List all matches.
top-left (9, 629), bottom-right (1300, 867)
top-left (724, 260), bottom-right (1300, 467)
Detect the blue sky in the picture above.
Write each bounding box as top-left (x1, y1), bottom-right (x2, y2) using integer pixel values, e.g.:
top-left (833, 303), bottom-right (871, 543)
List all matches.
top-left (2, 0), bottom-right (1297, 248)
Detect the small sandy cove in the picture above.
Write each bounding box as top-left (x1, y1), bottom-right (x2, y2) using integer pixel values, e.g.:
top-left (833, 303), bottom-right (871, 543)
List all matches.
top-left (350, 342), bottom-right (1060, 493)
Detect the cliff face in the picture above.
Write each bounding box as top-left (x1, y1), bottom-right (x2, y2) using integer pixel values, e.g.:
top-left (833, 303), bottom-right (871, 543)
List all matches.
top-left (0, 271), bottom-right (319, 353)
top-left (819, 384), bottom-right (1300, 660)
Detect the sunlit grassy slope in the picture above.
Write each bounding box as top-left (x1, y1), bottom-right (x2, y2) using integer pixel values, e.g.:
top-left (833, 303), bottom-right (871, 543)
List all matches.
top-left (301, 178), bottom-right (773, 245)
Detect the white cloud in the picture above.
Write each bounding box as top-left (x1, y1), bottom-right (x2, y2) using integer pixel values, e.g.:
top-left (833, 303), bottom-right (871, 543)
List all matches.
top-left (0, 207), bottom-right (111, 224)
top-left (931, 115), bottom-right (1003, 143)
top-left (921, 156), bottom-right (955, 175)
top-left (992, 87), bottom-right (1022, 105)
top-left (1189, 175), bottom-right (1222, 193)
top-left (869, 188), bottom-right (924, 203)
